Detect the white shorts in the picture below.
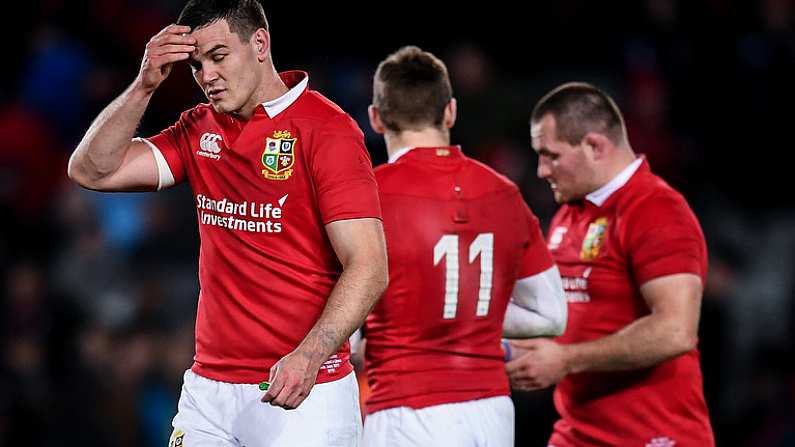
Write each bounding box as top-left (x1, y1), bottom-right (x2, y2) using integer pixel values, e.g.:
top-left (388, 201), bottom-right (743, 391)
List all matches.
top-left (362, 396), bottom-right (514, 447)
top-left (169, 369), bottom-right (361, 447)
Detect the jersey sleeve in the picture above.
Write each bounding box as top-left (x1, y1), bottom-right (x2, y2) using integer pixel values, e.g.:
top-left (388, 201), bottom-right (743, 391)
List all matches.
top-left (626, 192), bottom-right (708, 285)
top-left (309, 114), bottom-right (382, 224)
top-left (517, 197), bottom-right (555, 278)
top-left (137, 112), bottom-right (190, 189)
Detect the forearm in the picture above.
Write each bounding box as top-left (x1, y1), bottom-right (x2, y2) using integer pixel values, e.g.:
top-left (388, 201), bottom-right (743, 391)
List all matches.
top-left (295, 261), bottom-right (387, 369)
top-left (503, 302), bottom-right (565, 338)
top-left (503, 266), bottom-right (567, 338)
top-left (564, 312), bottom-right (696, 374)
top-left (68, 81), bottom-right (153, 184)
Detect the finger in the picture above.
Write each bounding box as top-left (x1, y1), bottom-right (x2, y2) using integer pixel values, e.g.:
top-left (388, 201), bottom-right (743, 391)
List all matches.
top-left (268, 378), bottom-right (296, 407)
top-left (261, 365), bottom-right (283, 403)
top-left (505, 357), bottom-right (527, 375)
top-left (151, 45), bottom-right (197, 57)
top-left (509, 338), bottom-right (540, 349)
top-left (511, 378), bottom-right (538, 391)
top-left (156, 34), bottom-right (197, 46)
top-left (164, 24), bottom-right (192, 36)
top-left (150, 24), bottom-right (191, 43)
top-left (150, 52), bottom-right (191, 68)
top-left (284, 385), bottom-right (311, 409)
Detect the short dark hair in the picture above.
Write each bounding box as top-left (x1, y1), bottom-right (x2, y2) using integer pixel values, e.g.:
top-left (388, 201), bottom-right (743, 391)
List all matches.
top-left (178, 0), bottom-right (268, 42)
top-left (531, 82), bottom-right (626, 145)
top-left (373, 46), bottom-right (453, 132)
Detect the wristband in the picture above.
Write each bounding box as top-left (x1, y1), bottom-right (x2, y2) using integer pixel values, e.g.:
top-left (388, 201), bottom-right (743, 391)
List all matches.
top-left (501, 339), bottom-right (512, 362)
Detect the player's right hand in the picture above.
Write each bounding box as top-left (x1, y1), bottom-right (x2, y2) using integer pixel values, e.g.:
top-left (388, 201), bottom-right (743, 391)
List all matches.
top-left (136, 24), bottom-right (196, 93)
top-left (260, 349), bottom-right (319, 410)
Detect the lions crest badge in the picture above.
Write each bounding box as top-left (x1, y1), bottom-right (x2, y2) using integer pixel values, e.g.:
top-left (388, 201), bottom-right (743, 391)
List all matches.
top-left (262, 130), bottom-right (296, 180)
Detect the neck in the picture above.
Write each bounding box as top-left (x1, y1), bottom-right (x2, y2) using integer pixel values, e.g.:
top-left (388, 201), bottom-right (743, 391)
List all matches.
top-left (385, 127), bottom-right (450, 159)
top-left (235, 66), bottom-right (288, 120)
top-left (592, 144), bottom-right (637, 190)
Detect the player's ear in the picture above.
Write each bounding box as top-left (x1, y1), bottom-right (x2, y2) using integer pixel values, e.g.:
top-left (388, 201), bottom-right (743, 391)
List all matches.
top-left (368, 105), bottom-right (386, 135)
top-left (443, 98), bottom-right (457, 129)
top-left (583, 132), bottom-right (610, 160)
top-left (252, 28), bottom-right (270, 62)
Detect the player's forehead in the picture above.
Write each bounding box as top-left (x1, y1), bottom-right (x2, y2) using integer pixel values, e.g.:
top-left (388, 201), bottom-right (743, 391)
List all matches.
top-left (531, 114), bottom-right (558, 151)
top-left (189, 19), bottom-right (241, 50)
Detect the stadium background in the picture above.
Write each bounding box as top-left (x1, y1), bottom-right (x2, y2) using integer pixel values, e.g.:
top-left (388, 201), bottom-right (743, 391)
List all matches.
top-left (2, 0), bottom-right (794, 445)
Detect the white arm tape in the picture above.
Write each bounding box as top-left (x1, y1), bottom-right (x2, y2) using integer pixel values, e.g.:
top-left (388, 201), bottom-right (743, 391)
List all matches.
top-left (503, 265), bottom-right (567, 338)
top-left (133, 137), bottom-right (175, 190)
top-left (349, 328), bottom-right (363, 355)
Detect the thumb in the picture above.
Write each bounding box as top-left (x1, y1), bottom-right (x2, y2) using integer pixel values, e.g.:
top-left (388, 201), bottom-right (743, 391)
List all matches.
top-left (505, 356), bottom-right (527, 375)
top-left (268, 360), bottom-right (281, 383)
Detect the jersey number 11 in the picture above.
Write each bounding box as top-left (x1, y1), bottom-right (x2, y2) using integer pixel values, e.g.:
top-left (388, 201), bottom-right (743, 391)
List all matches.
top-left (433, 233), bottom-right (494, 320)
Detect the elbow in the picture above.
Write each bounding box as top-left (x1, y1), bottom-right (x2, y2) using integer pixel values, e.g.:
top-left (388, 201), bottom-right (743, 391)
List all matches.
top-left (675, 332), bottom-right (698, 355)
top-left (374, 260), bottom-right (389, 297)
top-left (66, 153), bottom-right (95, 189)
top-left (668, 326), bottom-right (698, 357)
top-left (66, 153), bottom-right (80, 182)
top-left (67, 152), bottom-right (109, 191)
top-left (552, 318), bottom-right (567, 337)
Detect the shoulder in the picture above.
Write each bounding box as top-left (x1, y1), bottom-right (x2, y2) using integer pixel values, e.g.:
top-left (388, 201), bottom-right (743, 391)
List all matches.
top-left (373, 162), bottom-right (406, 190)
top-left (463, 157), bottom-right (521, 194)
top-left (295, 90), bottom-right (363, 137)
top-left (180, 103), bottom-right (216, 124)
top-left (618, 172), bottom-right (702, 237)
top-left (623, 172), bottom-right (694, 219)
top-left (375, 154), bottom-right (521, 200)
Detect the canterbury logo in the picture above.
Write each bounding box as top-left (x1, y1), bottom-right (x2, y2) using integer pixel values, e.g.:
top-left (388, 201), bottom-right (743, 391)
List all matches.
top-left (200, 133), bottom-right (223, 153)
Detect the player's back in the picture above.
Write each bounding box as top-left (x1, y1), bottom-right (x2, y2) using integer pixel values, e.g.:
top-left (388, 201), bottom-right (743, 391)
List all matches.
top-left (365, 146), bottom-right (536, 413)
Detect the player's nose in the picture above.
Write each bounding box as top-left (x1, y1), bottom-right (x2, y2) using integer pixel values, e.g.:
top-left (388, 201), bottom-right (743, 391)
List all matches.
top-left (537, 161), bottom-right (551, 179)
top-left (201, 65), bottom-right (219, 85)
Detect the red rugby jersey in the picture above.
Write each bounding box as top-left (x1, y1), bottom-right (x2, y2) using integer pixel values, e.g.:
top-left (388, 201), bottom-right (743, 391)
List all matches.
top-left (364, 146), bottom-right (553, 413)
top-left (142, 71), bottom-right (381, 384)
top-left (547, 158), bottom-right (714, 447)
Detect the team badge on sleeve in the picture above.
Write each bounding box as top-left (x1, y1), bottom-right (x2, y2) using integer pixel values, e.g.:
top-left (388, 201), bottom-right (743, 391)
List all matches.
top-left (262, 130), bottom-right (296, 180)
top-left (580, 217), bottom-right (608, 260)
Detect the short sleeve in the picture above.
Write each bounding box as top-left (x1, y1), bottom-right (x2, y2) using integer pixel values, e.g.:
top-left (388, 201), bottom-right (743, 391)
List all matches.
top-left (627, 193), bottom-right (707, 285)
top-left (138, 113), bottom-right (189, 189)
top-left (310, 115), bottom-right (382, 224)
top-left (518, 198), bottom-right (555, 278)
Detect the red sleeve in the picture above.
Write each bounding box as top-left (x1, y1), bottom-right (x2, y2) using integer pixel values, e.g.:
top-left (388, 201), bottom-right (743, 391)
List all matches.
top-left (518, 198), bottom-right (555, 278)
top-left (143, 113), bottom-right (188, 186)
top-left (626, 192), bottom-right (708, 285)
top-left (309, 114), bottom-right (382, 224)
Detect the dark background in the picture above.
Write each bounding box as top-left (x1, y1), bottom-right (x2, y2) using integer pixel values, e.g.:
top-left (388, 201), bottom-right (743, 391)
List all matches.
top-left (2, 0), bottom-right (794, 445)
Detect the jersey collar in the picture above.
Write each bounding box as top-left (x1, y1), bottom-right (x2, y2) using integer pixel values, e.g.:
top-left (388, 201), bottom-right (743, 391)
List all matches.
top-left (261, 71), bottom-right (309, 119)
top-left (585, 156), bottom-right (644, 206)
top-left (388, 146), bottom-right (463, 164)
top-left (388, 146), bottom-right (414, 163)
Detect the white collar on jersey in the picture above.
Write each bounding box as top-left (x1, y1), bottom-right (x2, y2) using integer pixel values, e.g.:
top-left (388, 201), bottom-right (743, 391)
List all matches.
top-left (585, 157), bottom-right (643, 206)
top-left (261, 75), bottom-right (309, 118)
top-left (388, 146), bottom-right (414, 163)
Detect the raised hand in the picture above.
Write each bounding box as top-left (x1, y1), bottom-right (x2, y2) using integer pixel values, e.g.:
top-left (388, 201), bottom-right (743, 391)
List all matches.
top-left (137, 24), bottom-right (196, 93)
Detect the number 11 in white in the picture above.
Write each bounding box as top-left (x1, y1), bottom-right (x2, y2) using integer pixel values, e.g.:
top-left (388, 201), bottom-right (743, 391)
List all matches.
top-left (433, 233), bottom-right (494, 319)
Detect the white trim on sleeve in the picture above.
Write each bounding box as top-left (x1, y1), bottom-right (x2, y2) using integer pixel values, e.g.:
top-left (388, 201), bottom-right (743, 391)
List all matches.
top-left (134, 137), bottom-right (176, 191)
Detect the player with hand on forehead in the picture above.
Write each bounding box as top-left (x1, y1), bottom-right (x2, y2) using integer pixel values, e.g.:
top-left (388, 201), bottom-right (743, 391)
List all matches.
top-left (68, 1), bottom-right (387, 446)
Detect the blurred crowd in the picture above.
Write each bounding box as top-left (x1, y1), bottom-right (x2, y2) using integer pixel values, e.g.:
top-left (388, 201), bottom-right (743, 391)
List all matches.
top-left (2, 1), bottom-right (794, 445)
